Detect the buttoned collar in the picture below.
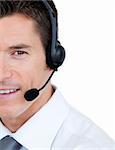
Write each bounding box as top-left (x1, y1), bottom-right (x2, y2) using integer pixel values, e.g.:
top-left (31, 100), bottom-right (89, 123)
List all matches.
top-left (0, 89), bottom-right (70, 149)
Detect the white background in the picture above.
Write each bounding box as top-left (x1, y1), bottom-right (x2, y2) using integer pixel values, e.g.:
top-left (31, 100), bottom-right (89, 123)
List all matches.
top-left (53, 0), bottom-right (115, 140)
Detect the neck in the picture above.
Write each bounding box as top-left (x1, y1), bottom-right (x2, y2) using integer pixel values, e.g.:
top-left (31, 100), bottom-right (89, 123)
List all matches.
top-left (1, 84), bottom-right (54, 133)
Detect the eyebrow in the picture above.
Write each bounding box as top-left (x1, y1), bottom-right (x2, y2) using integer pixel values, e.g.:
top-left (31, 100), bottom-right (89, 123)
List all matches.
top-left (9, 44), bottom-right (31, 50)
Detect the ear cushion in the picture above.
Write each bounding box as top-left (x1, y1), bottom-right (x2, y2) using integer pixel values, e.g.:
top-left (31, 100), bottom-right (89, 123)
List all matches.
top-left (53, 44), bottom-right (65, 68)
top-left (46, 42), bottom-right (65, 70)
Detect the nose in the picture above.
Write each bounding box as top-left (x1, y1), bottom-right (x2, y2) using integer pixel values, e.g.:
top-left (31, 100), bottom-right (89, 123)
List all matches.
top-left (0, 56), bottom-right (12, 82)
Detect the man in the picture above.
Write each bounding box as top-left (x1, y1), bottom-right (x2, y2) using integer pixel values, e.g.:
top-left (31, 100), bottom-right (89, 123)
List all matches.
top-left (0, 0), bottom-right (114, 150)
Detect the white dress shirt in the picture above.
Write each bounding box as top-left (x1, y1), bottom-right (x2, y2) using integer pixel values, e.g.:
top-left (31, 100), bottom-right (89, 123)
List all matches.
top-left (0, 88), bottom-right (115, 150)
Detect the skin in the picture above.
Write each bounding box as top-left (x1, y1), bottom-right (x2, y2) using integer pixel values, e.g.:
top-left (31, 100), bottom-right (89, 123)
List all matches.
top-left (0, 14), bottom-right (54, 132)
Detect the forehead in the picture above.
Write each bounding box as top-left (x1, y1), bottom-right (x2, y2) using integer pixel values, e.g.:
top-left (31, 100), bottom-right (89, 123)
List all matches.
top-left (0, 14), bottom-right (41, 48)
top-left (0, 13), bottom-right (36, 33)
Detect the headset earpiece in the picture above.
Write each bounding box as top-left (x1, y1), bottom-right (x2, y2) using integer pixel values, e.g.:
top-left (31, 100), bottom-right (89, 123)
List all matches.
top-left (46, 41), bottom-right (65, 70)
top-left (52, 41), bottom-right (65, 69)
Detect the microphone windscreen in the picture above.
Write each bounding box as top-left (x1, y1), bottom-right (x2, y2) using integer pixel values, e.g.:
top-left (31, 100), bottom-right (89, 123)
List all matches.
top-left (24, 88), bottom-right (39, 101)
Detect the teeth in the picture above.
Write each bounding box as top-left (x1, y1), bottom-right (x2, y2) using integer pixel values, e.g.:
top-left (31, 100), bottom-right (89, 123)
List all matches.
top-left (0, 89), bottom-right (17, 94)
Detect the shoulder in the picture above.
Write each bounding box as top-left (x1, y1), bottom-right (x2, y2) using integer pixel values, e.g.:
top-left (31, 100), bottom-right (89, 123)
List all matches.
top-left (52, 105), bottom-right (115, 149)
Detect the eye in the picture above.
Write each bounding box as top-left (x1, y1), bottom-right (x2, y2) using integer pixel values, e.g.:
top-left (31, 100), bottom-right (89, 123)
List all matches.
top-left (13, 51), bottom-right (28, 56)
top-left (11, 50), bottom-right (28, 59)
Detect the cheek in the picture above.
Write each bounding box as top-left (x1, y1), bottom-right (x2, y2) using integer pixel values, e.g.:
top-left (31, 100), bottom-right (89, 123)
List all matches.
top-left (21, 64), bottom-right (45, 88)
top-left (12, 60), bottom-right (41, 87)
top-left (10, 53), bottom-right (48, 90)
top-left (20, 61), bottom-right (47, 87)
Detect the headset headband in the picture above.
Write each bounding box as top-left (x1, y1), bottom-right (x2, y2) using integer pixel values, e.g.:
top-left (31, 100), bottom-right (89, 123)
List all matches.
top-left (41, 0), bottom-right (65, 70)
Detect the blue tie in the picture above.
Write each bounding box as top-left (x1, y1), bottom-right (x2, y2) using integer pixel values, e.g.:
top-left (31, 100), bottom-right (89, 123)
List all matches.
top-left (0, 135), bottom-right (28, 150)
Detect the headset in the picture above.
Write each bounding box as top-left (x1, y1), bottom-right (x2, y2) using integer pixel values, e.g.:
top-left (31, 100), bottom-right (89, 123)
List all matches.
top-left (41, 0), bottom-right (65, 70)
top-left (24, 0), bottom-right (66, 101)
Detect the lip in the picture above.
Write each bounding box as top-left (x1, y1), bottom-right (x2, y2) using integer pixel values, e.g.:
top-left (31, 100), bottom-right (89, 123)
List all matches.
top-left (0, 88), bottom-right (19, 90)
top-left (0, 89), bottom-right (20, 100)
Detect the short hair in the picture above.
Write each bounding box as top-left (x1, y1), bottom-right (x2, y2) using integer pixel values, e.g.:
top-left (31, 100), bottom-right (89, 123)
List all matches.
top-left (0, 0), bottom-right (58, 52)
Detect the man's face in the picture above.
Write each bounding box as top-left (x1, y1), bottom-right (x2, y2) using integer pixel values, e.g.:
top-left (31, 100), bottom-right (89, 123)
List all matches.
top-left (0, 14), bottom-right (51, 119)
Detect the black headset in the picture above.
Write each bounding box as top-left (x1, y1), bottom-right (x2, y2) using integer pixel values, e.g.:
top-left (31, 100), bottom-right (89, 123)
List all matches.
top-left (41, 0), bottom-right (65, 70)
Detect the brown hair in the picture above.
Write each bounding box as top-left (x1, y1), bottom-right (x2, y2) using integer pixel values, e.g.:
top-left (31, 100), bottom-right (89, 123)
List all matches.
top-left (0, 0), bottom-right (58, 51)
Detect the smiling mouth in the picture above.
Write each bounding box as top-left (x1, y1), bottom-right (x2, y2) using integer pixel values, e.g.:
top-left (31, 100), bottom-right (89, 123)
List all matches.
top-left (0, 89), bottom-right (20, 95)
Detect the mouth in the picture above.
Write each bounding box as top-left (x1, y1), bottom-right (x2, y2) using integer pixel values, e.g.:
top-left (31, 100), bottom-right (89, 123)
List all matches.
top-left (0, 89), bottom-right (20, 96)
top-left (0, 89), bottom-right (20, 94)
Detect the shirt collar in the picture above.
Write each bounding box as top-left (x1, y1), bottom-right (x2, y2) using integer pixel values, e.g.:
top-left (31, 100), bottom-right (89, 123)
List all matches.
top-left (0, 89), bottom-right (70, 150)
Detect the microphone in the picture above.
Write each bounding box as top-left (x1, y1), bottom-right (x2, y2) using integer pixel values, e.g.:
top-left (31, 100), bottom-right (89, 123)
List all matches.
top-left (24, 70), bottom-right (55, 101)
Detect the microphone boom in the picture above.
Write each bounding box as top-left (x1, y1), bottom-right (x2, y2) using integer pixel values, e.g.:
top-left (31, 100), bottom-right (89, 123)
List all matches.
top-left (24, 70), bottom-right (55, 101)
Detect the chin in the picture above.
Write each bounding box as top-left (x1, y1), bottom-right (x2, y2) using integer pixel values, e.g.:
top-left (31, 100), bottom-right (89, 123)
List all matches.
top-left (0, 107), bottom-right (23, 120)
